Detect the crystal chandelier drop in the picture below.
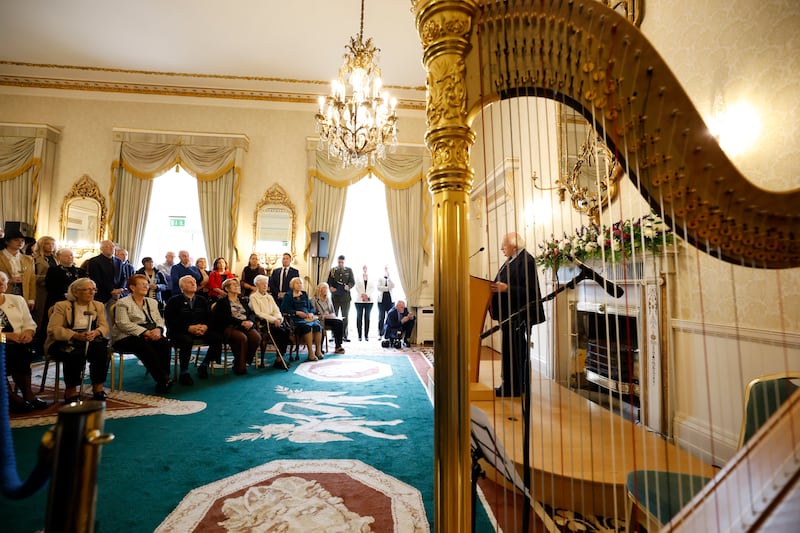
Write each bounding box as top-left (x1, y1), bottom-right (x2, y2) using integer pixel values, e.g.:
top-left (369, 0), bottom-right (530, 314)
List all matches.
top-left (315, 0), bottom-right (398, 168)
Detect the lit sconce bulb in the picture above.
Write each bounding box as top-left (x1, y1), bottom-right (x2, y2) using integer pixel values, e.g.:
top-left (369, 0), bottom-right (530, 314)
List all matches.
top-left (708, 100), bottom-right (762, 158)
top-left (390, 97), bottom-right (397, 112)
top-left (318, 96), bottom-right (326, 114)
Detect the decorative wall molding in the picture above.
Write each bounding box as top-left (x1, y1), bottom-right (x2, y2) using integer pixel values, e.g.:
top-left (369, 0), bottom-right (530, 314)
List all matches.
top-left (672, 319), bottom-right (800, 349)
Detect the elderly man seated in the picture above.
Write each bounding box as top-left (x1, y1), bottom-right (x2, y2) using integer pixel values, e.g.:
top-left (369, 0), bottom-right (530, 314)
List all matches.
top-left (164, 274), bottom-right (223, 381)
top-left (382, 300), bottom-right (415, 348)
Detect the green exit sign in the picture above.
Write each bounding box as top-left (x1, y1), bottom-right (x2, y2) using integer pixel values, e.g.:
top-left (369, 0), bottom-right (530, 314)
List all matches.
top-left (169, 218), bottom-right (186, 227)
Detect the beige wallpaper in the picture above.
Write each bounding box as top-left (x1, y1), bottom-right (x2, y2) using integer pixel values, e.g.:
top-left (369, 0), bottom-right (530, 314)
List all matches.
top-left (0, 92), bottom-right (427, 276)
top-left (642, 0), bottom-right (800, 330)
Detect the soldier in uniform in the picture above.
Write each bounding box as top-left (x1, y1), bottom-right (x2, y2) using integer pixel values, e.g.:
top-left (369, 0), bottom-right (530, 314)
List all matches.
top-left (326, 254), bottom-right (355, 342)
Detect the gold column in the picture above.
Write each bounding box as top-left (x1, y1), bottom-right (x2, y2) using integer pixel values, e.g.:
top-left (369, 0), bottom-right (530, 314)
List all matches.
top-left (414, 1), bottom-right (479, 531)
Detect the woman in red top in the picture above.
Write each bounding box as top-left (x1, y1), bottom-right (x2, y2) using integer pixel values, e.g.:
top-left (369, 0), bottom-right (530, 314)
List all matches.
top-left (207, 257), bottom-right (234, 299)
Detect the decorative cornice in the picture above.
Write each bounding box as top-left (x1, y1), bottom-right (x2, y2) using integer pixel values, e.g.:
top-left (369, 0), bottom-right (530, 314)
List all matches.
top-left (0, 61), bottom-right (426, 110)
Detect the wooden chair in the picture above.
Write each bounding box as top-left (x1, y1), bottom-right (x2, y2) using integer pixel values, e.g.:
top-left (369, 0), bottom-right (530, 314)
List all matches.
top-left (625, 371), bottom-right (800, 532)
top-left (39, 308), bottom-right (61, 399)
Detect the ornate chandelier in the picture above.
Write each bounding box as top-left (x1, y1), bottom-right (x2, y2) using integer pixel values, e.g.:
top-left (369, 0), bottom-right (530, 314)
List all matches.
top-left (315, 0), bottom-right (398, 168)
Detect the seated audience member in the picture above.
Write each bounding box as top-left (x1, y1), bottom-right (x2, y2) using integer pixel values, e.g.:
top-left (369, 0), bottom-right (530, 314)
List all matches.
top-left (33, 236), bottom-right (57, 327)
top-left (195, 257), bottom-right (210, 297)
top-left (44, 248), bottom-right (88, 311)
top-left (157, 251), bottom-right (176, 301)
top-left (136, 256), bottom-right (168, 310)
top-left (280, 277), bottom-right (323, 361)
top-left (240, 253), bottom-right (266, 298)
top-left (383, 300), bottom-right (416, 348)
top-left (311, 282), bottom-right (345, 354)
top-left (248, 274), bottom-right (291, 368)
top-left (1, 271), bottom-right (47, 413)
top-left (115, 247), bottom-right (136, 287)
top-left (0, 228), bottom-right (36, 310)
top-left (112, 274), bottom-right (174, 393)
top-left (169, 250), bottom-right (202, 297)
top-left (207, 257), bottom-right (235, 300)
top-left (268, 253), bottom-right (299, 305)
top-left (46, 278), bottom-right (110, 403)
top-left (212, 278), bottom-right (261, 375)
top-left (164, 275), bottom-right (222, 381)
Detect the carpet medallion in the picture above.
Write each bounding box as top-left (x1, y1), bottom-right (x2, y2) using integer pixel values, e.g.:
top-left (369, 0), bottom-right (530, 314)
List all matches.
top-left (156, 459), bottom-right (429, 532)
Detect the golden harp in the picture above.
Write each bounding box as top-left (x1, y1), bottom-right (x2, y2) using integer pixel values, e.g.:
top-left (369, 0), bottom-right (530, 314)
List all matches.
top-left (413, 1), bottom-right (799, 531)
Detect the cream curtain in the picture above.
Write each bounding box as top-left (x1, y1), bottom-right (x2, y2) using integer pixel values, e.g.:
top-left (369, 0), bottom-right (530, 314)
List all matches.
top-left (0, 125), bottom-right (61, 233)
top-left (0, 138), bottom-right (37, 227)
top-left (109, 130), bottom-right (248, 263)
top-left (306, 145), bottom-right (430, 304)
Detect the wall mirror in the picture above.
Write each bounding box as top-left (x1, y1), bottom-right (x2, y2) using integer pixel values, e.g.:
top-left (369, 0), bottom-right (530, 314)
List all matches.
top-left (557, 105), bottom-right (623, 225)
top-left (60, 175), bottom-right (106, 243)
top-left (253, 183), bottom-right (296, 269)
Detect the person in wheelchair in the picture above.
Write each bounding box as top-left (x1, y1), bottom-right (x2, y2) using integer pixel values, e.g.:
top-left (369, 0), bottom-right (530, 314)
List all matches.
top-left (381, 300), bottom-right (415, 348)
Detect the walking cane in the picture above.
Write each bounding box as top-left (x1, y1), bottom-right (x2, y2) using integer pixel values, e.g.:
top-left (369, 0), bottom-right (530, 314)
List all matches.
top-left (78, 311), bottom-right (94, 400)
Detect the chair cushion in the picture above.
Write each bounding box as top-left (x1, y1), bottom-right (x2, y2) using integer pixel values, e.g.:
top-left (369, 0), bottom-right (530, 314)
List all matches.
top-left (626, 470), bottom-right (712, 525)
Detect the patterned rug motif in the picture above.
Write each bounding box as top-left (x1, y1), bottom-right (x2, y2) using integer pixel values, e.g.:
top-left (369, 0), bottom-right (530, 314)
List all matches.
top-left (156, 459), bottom-right (429, 532)
top-left (10, 355), bottom-right (205, 429)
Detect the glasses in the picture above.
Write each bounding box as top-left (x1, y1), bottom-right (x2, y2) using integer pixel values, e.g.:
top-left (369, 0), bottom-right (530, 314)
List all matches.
top-left (78, 288), bottom-right (97, 292)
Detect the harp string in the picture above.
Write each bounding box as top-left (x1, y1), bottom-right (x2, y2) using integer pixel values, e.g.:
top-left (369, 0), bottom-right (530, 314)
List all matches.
top-left (459, 1), bottom-right (799, 531)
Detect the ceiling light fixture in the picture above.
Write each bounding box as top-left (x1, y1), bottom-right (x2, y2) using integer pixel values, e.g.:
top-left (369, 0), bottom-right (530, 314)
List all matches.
top-left (315, 0), bottom-right (398, 168)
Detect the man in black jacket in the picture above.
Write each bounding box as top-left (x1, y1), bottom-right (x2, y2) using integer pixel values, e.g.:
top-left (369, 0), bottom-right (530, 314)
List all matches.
top-left (268, 253), bottom-right (299, 306)
top-left (490, 232), bottom-right (545, 397)
top-left (164, 275), bottom-right (223, 382)
top-left (85, 240), bottom-right (126, 330)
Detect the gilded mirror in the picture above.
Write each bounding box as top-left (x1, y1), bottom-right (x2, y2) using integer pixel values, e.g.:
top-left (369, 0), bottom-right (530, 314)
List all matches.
top-left (60, 175), bottom-right (107, 243)
top-left (557, 105), bottom-right (623, 225)
top-left (253, 184), bottom-right (296, 266)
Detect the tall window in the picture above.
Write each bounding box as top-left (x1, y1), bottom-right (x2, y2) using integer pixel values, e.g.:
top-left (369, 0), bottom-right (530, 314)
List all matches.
top-left (334, 176), bottom-right (405, 302)
top-left (137, 167), bottom-right (207, 265)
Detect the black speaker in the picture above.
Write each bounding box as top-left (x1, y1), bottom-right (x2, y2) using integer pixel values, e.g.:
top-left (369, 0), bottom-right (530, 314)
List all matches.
top-left (310, 231), bottom-right (329, 258)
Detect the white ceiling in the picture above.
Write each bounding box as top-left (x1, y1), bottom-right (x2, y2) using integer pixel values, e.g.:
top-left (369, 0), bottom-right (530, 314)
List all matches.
top-left (0, 0), bottom-right (427, 105)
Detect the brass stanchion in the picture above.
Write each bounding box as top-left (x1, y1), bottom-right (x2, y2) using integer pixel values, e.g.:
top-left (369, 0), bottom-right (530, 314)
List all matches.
top-left (45, 400), bottom-right (114, 533)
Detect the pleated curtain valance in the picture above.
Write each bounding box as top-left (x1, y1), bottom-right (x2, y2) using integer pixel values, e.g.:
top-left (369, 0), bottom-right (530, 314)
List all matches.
top-left (109, 129), bottom-right (249, 264)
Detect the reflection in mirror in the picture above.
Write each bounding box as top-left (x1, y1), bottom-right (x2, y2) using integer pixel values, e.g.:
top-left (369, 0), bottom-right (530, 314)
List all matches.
top-left (253, 184), bottom-right (296, 271)
top-left (59, 175), bottom-right (106, 258)
top-left (65, 198), bottom-right (100, 242)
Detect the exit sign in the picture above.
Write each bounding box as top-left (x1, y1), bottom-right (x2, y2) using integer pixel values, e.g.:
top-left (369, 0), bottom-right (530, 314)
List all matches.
top-left (169, 217), bottom-right (186, 227)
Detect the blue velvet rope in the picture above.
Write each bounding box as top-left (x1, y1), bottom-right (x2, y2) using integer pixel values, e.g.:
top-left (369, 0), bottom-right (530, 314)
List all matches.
top-left (1, 341), bottom-right (51, 499)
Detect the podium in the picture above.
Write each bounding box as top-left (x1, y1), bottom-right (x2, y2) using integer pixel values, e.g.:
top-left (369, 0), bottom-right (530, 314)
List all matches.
top-left (469, 276), bottom-right (494, 401)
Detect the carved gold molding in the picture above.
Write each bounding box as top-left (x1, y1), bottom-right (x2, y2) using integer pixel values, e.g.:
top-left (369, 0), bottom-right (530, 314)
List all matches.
top-left (59, 174), bottom-right (107, 243)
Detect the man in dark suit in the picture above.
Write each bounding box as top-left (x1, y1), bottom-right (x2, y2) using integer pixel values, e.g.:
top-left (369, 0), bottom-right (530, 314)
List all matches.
top-left (164, 274), bottom-right (223, 381)
top-left (490, 232), bottom-right (546, 397)
top-left (85, 240), bottom-right (126, 328)
top-left (327, 254), bottom-right (355, 342)
top-left (268, 253), bottom-right (299, 306)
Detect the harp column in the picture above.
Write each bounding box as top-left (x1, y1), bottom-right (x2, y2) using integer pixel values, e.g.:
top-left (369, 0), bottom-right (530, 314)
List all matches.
top-left (414, 1), bottom-right (480, 532)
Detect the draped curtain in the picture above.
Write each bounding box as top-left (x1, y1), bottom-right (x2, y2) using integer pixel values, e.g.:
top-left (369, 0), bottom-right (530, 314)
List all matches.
top-left (0, 125), bottom-right (61, 232)
top-left (109, 131), bottom-right (248, 263)
top-left (306, 146), bottom-right (430, 306)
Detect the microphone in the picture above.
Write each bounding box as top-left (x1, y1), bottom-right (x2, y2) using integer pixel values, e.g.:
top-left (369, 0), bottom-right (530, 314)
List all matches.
top-left (469, 247), bottom-right (485, 259)
top-left (574, 259), bottom-right (624, 298)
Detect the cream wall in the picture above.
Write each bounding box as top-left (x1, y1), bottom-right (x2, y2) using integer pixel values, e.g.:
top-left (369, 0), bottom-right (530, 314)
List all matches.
top-left (0, 90), bottom-right (428, 277)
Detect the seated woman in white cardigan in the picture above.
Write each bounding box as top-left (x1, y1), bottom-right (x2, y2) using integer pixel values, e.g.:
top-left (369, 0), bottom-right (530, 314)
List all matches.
top-left (111, 274), bottom-right (174, 393)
